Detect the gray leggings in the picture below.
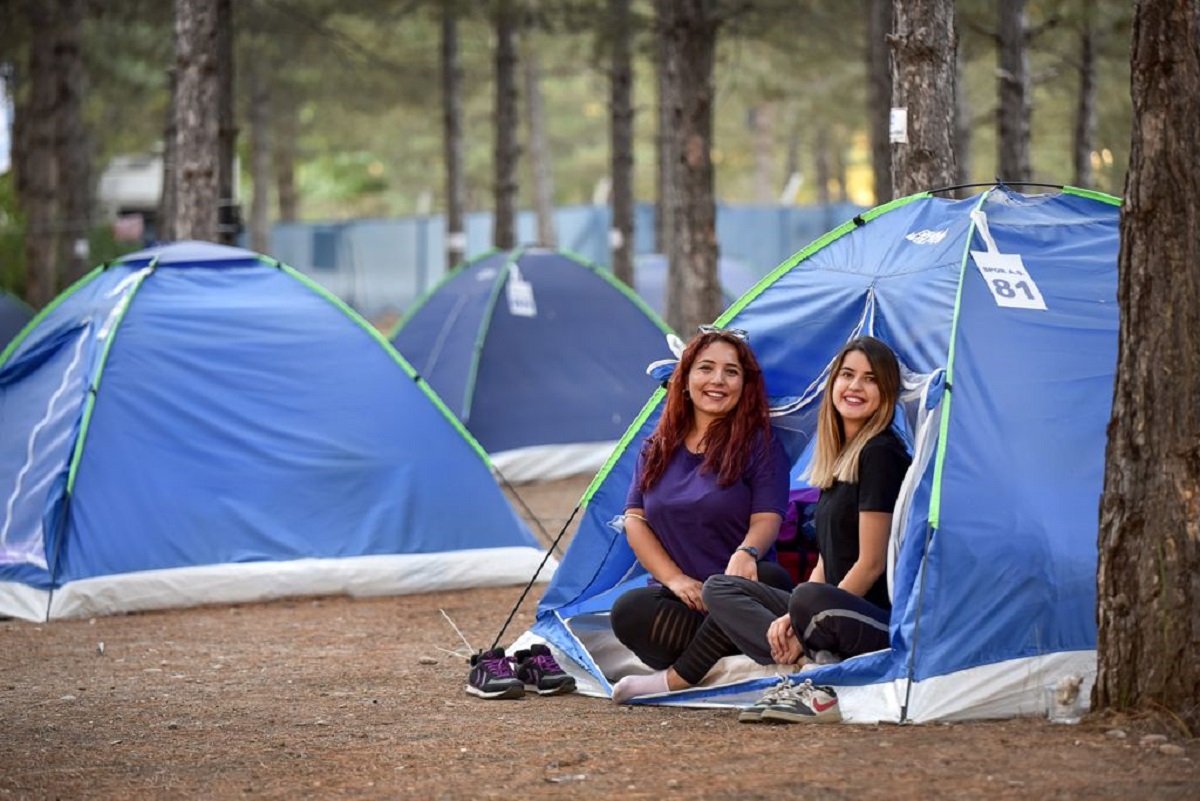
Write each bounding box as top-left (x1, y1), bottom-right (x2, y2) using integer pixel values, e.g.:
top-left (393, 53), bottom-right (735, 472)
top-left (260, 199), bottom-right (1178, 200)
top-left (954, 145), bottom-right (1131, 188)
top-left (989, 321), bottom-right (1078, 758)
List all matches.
top-left (702, 576), bottom-right (890, 664)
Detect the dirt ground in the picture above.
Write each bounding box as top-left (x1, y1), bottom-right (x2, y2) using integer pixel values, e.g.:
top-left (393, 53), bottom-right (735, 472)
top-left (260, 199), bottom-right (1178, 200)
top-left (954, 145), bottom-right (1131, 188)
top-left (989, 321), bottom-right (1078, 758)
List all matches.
top-left (2, 475), bottom-right (1197, 801)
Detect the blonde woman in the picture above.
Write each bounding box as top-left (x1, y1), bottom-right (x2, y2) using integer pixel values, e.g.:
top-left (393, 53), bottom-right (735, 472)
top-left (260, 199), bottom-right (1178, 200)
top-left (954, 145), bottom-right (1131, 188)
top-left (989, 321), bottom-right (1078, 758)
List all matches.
top-left (702, 336), bottom-right (910, 723)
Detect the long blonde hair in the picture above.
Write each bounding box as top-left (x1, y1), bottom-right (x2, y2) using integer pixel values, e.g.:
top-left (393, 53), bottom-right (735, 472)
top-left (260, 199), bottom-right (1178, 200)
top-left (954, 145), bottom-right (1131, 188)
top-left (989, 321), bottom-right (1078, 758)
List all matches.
top-left (806, 336), bottom-right (901, 489)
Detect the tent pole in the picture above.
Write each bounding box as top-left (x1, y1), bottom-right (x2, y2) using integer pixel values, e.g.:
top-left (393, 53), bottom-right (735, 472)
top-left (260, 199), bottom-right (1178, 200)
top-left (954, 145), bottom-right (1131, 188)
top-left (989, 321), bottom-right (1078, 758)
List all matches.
top-left (489, 504), bottom-right (581, 652)
top-left (900, 521), bottom-right (937, 723)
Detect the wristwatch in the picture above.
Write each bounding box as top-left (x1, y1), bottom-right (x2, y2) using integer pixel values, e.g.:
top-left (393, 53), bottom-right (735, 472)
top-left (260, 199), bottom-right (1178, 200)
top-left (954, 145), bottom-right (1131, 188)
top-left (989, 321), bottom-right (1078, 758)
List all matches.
top-left (736, 545), bottom-right (760, 559)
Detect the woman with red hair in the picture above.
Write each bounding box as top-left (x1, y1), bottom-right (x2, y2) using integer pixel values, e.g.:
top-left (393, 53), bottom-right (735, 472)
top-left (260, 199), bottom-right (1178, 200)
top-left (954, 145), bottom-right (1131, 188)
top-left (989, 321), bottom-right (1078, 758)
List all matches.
top-left (610, 327), bottom-right (792, 703)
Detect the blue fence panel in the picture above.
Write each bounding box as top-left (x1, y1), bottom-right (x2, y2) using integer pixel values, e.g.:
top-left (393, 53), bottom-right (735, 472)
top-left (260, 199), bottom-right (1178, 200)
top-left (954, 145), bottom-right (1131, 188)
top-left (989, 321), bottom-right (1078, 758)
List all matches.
top-left (271, 202), bottom-right (865, 318)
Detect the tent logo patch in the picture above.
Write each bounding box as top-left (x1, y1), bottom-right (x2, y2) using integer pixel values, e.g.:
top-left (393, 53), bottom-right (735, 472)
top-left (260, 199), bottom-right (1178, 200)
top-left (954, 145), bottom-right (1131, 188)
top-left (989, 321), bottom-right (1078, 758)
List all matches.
top-left (905, 228), bottom-right (948, 245)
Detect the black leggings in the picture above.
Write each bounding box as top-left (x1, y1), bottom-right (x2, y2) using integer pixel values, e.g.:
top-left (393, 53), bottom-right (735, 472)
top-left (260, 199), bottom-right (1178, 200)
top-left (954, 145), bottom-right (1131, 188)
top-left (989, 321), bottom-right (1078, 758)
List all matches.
top-left (609, 561), bottom-right (793, 685)
top-left (702, 576), bottom-right (890, 664)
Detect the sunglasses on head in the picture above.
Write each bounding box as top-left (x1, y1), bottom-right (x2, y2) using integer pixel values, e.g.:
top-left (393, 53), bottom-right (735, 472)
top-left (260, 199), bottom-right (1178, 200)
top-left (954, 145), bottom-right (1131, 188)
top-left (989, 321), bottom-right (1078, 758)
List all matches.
top-left (698, 324), bottom-right (749, 342)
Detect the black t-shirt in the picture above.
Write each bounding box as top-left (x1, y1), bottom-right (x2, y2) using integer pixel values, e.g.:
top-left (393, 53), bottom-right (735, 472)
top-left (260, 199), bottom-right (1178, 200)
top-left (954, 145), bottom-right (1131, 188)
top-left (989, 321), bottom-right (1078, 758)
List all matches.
top-left (814, 428), bottom-right (911, 611)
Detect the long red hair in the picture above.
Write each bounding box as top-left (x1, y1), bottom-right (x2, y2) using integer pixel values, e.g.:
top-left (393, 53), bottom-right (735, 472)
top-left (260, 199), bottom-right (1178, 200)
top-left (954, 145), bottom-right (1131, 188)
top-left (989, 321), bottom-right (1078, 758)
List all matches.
top-left (640, 330), bottom-right (772, 491)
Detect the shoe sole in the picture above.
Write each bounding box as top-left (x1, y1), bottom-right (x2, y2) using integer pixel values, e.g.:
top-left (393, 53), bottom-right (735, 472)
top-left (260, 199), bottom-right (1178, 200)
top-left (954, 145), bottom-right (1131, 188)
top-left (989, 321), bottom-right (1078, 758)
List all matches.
top-left (465, 683), bottom-right (525, 700)
top-left (759, 707), bottom-right (842, 724)
top-left (737, 709), bottom-right (766, 723)
top-left (527, 680), bottom-right (577, 696)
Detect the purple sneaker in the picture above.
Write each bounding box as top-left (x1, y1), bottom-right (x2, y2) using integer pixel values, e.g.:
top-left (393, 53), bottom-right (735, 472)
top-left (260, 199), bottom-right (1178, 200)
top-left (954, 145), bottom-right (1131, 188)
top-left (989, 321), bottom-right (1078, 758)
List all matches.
top-left (466, 648), bottom-right (525, 700)
top-left (511, 644), bottom-right (576, 696)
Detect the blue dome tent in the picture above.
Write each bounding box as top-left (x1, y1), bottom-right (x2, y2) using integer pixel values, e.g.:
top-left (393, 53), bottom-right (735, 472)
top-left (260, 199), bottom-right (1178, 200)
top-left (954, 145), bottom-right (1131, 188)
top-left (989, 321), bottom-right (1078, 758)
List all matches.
top-left (1, 290), bottom-right (33, 350)
top-left (0, 242), bottom-right (548, 622)
top-left (517, 186), bottom-right (1121, 723)
top-left (391, 248), bottom-right (672, 482)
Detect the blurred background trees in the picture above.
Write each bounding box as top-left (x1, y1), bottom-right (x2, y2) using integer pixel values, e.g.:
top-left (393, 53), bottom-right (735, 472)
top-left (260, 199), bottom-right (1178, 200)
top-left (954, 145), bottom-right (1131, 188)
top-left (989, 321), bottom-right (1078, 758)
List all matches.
top-left (0, 0), bottom-right (1134, 304)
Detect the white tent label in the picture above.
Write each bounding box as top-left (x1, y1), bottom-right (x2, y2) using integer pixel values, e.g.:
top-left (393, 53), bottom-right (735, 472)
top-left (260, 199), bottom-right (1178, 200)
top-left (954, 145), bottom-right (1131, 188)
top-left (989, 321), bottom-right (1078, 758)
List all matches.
top-left (506, 266), bottom-right (537, 317)
top-left (971, 250), bottom-right (1047, 311)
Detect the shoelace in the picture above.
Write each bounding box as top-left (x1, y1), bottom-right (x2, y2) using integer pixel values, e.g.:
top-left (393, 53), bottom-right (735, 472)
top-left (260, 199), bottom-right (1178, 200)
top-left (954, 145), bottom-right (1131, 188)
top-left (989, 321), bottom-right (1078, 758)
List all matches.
top-left (756, 678), bottom-right (797, 705)
top-left (529, 653), bottom-right (562, 674)
top-left (483, 654), bottom-right (518, 678)
top-left (777, 679), bottom-right (816, 704)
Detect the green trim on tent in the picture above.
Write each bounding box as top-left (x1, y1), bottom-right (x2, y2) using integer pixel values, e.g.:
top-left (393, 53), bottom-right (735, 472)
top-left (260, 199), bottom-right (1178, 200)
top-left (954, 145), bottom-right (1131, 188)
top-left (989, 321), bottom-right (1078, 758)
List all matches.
top-left (715, 193), bottom-right (931, 327)
top-left (0, 267), bottom-right (104, 369)
top-left (460, 248), bottom-right (521, 421)
top-left (556, 248), bottom-right (674, 336)
top-left (582, 191), bottom-right (933, 508)
top-left (385, 247), bottom-right (503, 341)
top-left (66, 264), bottom-right (156, 494)
top-left (927, 190), bottom-right (993, 529)
top-left (281, 262), bottom-right (496, 467)
top-left (1062, 186), bottom-right (1122, 206)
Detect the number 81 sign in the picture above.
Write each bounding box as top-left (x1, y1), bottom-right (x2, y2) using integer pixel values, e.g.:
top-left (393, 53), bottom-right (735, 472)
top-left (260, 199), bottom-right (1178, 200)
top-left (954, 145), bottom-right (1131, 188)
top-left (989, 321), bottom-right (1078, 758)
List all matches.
top-left (970, 250), bottom-right (1048, 311)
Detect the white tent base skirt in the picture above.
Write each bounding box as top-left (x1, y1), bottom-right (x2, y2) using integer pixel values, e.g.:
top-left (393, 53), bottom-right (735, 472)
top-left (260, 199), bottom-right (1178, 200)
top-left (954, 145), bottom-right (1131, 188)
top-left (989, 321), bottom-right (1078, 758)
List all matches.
top-left (489, 442), bottom-right (618, 483)
top-left (0, 546), bottom-right (556, 622)
top-left (514, 615), bottom-right (1095, 724)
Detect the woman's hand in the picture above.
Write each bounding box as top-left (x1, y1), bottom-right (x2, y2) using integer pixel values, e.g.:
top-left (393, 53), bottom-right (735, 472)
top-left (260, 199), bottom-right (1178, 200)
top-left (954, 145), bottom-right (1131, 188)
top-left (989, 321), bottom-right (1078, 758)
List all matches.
top-left (724, 549), bottom-right (759, 581)
top-left (664, 574), bottom-right (706, 612)
top-left (767, 613), bottom-right (802, 664)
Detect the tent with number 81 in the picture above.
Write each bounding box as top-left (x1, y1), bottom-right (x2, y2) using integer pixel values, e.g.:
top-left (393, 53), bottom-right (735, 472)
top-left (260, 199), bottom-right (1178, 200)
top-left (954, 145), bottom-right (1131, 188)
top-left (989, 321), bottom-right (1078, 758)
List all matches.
top-left (522, 184), bottom-right (1121, 723)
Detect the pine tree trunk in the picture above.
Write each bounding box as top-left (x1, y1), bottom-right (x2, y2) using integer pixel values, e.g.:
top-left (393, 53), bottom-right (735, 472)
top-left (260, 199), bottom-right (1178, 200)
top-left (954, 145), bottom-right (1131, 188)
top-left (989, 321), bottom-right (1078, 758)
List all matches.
top-left (493, 1), bottom-right (519, 251)
top-left (523, 36), bottom-right (556, 248)
top-left (247, 60), bottom-right (271, 254)
top-left (889, 0), bottom-right (957, 197)
top-left (173, 0), bottom-right (220, 243)
top-left (1095, 0), bottom-right (1200, 731)
top-left (274, 101), bottom-right (298, 222)
top-left (216, 0), bottom-right (238, 245)
top-left (866, 0), bottom-right (893, 204)
top-left (442, 3), bottom-right (466, 270)
top-left (997, 0), bottom-right (1032, 183)
top-left (609, 0), bottom-right (635, 288)
top-left (751, 104), bottom-right (774, 202)
top-left (654, 0), bottom-right (676, 255)
top-left (815, 125), bottom-right (831, 206)
top-left (954, 22), bottom-right (973, 193)
top-left (658, 0), bottom-right (722, 335)
top-left (158, 67), bottom-right (178, 242)
top-left (21, 0), bottom-right (60, 309)
top-left (1073, 0), bottom-right (1098, 189)
top-left (55, 0), bottom-right (90, 287)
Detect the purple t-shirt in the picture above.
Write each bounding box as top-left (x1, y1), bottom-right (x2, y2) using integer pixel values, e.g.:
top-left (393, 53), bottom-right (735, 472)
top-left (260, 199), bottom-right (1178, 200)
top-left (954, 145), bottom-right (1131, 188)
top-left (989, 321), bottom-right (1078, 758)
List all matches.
top-left (625, 434), bottom-right (790, 581)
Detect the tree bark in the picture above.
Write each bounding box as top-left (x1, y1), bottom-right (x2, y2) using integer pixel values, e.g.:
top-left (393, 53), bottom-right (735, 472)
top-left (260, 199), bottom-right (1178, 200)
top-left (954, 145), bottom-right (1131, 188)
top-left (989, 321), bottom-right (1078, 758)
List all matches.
top-left (442, 3), bottom-right (466, 270)
top-left (815, 125), bottom-right (831, 206)
top-left (658, 0), bottom-right (721, 334)
top-left (954, 21), bottom-right (973, 193)
top-left (158, 66), bottom-right (178, 242)
top-left (173, 0), bottom-right (220, 243)
top-left (1096, 0), bottom-right (1200, 732)
top-left (1072, 0), bottom-right (1098, 189)
top-left (55, 0), bottom-right (90, 287)
top-left (523, 33), bottom-right (556, 248)
top-left (889, 0), bottom-right (957, 197)
top-left (609, 0), bottom-right (635, 287)
top-left (654, 0), bottom-right (676, 255)
top-left (274, 100), bottom-right (299, 222)
top-left (216, 0), bottom-right (238, 245)
top-left (751, 104), bottom-right (774, 202)
top-left (21, 0), bottom-right (60, 309)
top-left (997, 0), bottom-right (1032, 183)
top-left (867, 0), bottom-right (893, 204)
top-left (247, 59), bottom-right (271, 254)
top-left (493, 1), bottom-right (519, 251)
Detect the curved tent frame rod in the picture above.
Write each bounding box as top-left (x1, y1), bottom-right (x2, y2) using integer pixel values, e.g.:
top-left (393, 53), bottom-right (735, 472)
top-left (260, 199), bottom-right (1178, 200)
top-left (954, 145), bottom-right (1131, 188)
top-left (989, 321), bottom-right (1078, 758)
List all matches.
top-left (925, 180), bottom-right (1067, 196)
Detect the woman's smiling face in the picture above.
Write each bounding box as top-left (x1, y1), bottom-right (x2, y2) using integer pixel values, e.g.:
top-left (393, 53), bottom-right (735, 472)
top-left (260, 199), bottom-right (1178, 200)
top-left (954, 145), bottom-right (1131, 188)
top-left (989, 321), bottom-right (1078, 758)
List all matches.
top-left (687, 340), bottom-right (744, 422)
top-left (832, 349), bottom-right (881, 433)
